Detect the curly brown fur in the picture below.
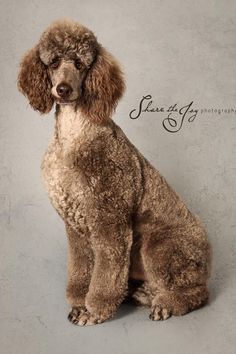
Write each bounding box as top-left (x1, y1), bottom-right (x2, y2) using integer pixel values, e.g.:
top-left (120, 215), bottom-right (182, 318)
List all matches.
top-left (80, 47), bottom-right (125, 123)
top-left (17, 45), bottom-right (54, 113)
top-left (17, 19), bottom-right (211, 326)
top-left (18, 19), bottom-right (124, 123)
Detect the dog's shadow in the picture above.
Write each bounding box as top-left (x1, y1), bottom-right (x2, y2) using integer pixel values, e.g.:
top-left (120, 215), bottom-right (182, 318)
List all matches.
top-left (113, 299), bottom-right (141, 321)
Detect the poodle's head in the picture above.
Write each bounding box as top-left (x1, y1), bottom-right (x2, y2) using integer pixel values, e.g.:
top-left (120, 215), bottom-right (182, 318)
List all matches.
top-left (17, 19), bottom-right (125, 123)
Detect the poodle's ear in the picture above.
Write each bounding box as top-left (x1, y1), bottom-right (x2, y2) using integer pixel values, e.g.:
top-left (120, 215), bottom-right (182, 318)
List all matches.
top-left (17, 46), bottom-right (54, 114)
top-left (80, 47), bottom-right (125, 123)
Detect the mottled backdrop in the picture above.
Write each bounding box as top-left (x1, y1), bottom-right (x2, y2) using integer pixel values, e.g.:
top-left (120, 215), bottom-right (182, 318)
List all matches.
top-left (0, 1), bottom-right (235, 354)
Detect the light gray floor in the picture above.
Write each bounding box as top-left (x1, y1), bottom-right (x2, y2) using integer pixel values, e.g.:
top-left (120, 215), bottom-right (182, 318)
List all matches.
top-left (1, 1), bottom-right (236, 353)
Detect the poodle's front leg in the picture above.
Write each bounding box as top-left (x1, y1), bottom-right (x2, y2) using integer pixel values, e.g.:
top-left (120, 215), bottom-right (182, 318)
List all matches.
top-left (77, 223), bottom-right (132, 326)
top-left (65, 223), bottom-right (94, 323)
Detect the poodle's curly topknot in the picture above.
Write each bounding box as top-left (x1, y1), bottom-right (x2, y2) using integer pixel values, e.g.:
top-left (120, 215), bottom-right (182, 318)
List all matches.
top-left (39, 19), bottom-right (99, 67)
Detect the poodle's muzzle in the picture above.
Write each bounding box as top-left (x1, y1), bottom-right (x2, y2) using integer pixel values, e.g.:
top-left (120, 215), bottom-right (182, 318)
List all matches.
top-left (48, 59), bottom-right (87, 104)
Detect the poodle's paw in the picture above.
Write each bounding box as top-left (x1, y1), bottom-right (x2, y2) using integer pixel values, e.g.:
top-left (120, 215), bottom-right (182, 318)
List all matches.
top-left (68, 306), bottom-right (104, 326)
top-left (149, 306), bottom-right (171, 321)
top-left (68, 306), bottom-right (86, 324)
top-left (74, 311), bottom-right (104, 326)
top-left (132, 284), bottom-right (152, 307)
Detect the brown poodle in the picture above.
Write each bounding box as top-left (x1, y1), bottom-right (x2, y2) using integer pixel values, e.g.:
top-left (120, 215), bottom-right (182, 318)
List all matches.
top-left (17, 19), bottom-right (211, 326)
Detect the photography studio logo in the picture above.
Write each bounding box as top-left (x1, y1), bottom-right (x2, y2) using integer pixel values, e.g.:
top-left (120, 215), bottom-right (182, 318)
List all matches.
top-left (129, 94), bottom-right (236, 133)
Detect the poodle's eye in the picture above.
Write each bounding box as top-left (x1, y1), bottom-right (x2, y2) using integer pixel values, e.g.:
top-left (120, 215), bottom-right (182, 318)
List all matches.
top-left (50, 58), bottom-right (60, 69)
top-left (75, 59), bottom-right (82, 70)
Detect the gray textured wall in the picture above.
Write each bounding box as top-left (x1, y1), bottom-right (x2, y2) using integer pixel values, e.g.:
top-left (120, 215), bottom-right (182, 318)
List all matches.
top-left (0, 1), bottom-right (236, 353)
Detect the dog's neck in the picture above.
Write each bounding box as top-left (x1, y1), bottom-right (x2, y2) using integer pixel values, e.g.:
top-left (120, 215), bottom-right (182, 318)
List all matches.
top-left (55, 103), bottom-right (95, 150)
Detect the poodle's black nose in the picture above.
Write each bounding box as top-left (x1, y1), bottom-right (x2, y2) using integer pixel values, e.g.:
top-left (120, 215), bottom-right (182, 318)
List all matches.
top-left (56, 83), bottom-right (72, 98)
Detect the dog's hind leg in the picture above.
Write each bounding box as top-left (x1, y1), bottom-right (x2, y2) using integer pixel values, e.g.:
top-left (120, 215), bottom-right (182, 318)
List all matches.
top-left (140, 229), bottom-right (211, 320)
top-left (149, 284), bottom-right (209, 320)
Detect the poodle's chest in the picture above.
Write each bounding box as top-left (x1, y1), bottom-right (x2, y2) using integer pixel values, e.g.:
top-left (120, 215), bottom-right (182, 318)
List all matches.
top-left (41, 143), bottom-right (87, 227)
